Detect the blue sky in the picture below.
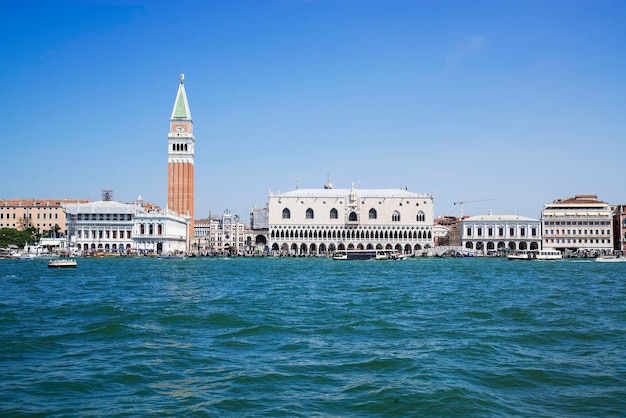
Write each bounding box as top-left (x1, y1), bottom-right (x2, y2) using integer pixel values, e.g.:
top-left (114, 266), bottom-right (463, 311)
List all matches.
top-left (2, 0), bottom-right (625, 221)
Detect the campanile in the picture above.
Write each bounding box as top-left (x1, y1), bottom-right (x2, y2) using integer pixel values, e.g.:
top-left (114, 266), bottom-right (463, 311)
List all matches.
top-left (168, 74), bottom-right (194, 241)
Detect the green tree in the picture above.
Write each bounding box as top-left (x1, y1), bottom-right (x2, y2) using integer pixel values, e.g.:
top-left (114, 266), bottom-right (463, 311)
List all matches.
top-left (0, 228), bottom-right (33, 248)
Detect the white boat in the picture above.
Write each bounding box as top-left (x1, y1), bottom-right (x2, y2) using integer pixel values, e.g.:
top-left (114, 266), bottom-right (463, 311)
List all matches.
top-left (596, 255), bottom-right (626, 263)
top-left (48, 259), bottom-right (77, 268)
top-left (535, 248), bottom-right (562, 260)
top-left (507, 249), bottom-right (562, 260)
top-left (507, 250), bottom-right (535, 260)
top-left (375, 250), bottom-right (406, 260)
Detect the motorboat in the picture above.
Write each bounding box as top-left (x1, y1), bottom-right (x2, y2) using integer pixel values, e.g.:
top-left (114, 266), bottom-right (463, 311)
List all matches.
top-left (596, 255), bottom-right (626, 263)
top-left (332, 250), bottom-right (377, 260)
top-left (535, 248), bottom-right (562, 260)
top-left (48, 259), bottom-right (77, 268)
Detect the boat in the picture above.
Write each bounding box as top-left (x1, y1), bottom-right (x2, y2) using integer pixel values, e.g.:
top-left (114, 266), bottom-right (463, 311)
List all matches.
top-left (333, 250), bottom-right (378, 260)
top-left (507, 248), bottom-right (562, 260)
top-left (535, 248), bottom-right (562, 260)
top-left (507, 250), bottom-right (535, 260)
top-left (332, 249), bottom-right (406, 261)
top-left (157, 254), bottom-right (187, 260)
top-left (375, 250), bottom-right (406, 260)
top-left (596, 255), bottom-right (626, 263)
top-left (48, 259), bottom-right (77, 268)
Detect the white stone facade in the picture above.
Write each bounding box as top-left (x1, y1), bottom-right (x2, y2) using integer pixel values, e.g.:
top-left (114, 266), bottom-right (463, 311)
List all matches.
top-left (64, 200), bottom-right (189, 255)
top-left (461, 214), bottom-right (542, 254)
top-left (267, 184), bottom-right (434, 255)
top-left (133, 210), bottom-right (188, 254)
top-left (64, 200), bottom-right (139, 254)
top-left (541, 195), bottom-right (613, 252)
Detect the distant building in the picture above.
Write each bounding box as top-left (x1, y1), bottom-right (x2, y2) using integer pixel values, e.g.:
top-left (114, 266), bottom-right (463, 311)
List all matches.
top-left (461, 214), bottom-right (541, 254)
top-left (0, 198), bottom-right (89, 236)
top-left (612, 204), bottom-right (626, 252)
top-left (264, 180), bottom-right (435, 256)
top-left (168, 74), bottom-right (195, 242)
top-left (192, 210), bottom-right (251, 255)
top-left (541, 194), bottom-right (613, 253)
top-left (433, 215), bottom-right (462, 246)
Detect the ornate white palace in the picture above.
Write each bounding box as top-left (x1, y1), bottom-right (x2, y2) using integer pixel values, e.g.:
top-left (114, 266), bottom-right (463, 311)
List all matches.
top-left (264, 181), bottom-right (434, 256)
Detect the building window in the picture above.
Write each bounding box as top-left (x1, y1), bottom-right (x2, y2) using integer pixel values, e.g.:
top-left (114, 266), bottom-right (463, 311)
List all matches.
top-left (349, 212), bottom-right (358, 222)
top-left (282, 208), bottom-right (291, 219)
top-left (499, 227), bottom-right (504, 236)
top-left (392, 211), bottom-right (400, 222)
top-left (369, 208), bottom-right (377, 219)
top-left (416, 211), bottom-right (425, 222)
top-left (306, 208), bottom-right (314, 219)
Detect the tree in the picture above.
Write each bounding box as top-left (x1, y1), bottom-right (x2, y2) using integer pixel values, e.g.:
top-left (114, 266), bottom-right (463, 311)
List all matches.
top-left (0, 228), bottom-right (34, 248)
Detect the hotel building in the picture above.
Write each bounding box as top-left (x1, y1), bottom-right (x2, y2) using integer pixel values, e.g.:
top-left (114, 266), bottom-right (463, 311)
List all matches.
top-left (541, 194), bottom-right (613, 253)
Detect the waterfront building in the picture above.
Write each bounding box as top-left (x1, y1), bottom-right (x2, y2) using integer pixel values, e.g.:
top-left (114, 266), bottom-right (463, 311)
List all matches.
top-left (612, 204), bottom-right (626, 252)
top-left (64, 198), bottom-right (139, 254)
top-left (0, 198), bottom-right (88, 236)
top-left (168, 74), bottom-right (195, 241)
top-left (541, 195), bottom-right (613, 253)
top-left (192, 210), bottom-right (252, 255)
top-left (64, 192), bottom-right (188, 255)
top-left (264, 180), bottom-right (435, 256)
top-left (433, 215), bottom-right (462, 247)
top-left (461, 214), bottom-right (541, 254)
top-left (133, 199), bottom-right (188, 255)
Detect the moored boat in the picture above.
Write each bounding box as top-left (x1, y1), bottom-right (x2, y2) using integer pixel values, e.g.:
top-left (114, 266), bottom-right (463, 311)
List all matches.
top-left (535, 248), bottom-right (562, 260)
top-left (157, 254), bottom-right (187, 260)
top-left (48, 259), bottom-right (77, 268)
top-left (595, 255), bottom-right (626, 263)
top-left (333, 250), bottom-right (377, 260)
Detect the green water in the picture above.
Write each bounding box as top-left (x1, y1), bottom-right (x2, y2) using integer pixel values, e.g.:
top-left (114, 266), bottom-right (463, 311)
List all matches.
top-left (1, 257), bottom-right (625, 416)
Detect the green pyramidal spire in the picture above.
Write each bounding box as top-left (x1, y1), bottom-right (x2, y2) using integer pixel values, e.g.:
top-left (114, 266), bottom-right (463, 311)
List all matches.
top-left (171, 74), bottom-right (192, 120)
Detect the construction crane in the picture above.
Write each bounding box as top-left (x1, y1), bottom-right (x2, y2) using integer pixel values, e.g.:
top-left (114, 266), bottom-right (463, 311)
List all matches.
top-left (453, 198), bottom-right (495, 217)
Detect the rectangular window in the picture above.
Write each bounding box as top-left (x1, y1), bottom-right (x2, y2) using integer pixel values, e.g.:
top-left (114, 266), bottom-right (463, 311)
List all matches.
top-left (509, 227), bottom-right (514, 236)
top-left (466, 227), bottom-right (471, 236)
top-left (499, 227), bottom-right (504, 236)
top-left (477, 228), bottom-right (482, 236)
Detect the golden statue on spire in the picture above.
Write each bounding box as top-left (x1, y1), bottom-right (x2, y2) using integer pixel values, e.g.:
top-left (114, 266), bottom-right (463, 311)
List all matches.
top-left (180, 73), bottom-right (185, 83)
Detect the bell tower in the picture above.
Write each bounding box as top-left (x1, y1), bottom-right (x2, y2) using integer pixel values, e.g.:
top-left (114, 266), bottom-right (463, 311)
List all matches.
top-left (168, 74), bottom-right (194, 242)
